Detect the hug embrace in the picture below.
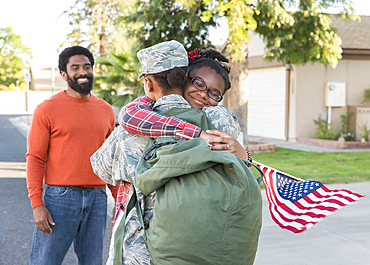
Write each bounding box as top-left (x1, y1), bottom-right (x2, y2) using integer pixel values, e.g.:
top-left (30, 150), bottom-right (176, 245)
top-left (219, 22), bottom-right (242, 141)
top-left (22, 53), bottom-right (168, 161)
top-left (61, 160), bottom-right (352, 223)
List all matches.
top-left (91, 40), bottom-right (262, 265)
top-left (26, 39), bottom-right (261, 265)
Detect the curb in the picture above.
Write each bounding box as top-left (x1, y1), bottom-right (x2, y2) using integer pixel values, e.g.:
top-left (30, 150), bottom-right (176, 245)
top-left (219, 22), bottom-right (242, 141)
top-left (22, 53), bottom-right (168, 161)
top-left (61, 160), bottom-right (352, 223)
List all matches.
top-left (9, 115), bottom-right (32, 138)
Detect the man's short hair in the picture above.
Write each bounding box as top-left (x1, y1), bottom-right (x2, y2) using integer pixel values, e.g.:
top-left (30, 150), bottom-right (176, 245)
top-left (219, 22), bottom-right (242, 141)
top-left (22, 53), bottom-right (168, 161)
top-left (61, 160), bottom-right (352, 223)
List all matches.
top-left (58, 46), bottom-right (94, 73)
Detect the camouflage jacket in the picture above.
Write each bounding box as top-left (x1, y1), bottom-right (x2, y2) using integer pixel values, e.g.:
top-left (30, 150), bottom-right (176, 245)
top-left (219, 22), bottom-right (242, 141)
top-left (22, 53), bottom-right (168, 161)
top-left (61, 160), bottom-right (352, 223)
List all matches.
top-left (91, 94), bottom-right (240, 265)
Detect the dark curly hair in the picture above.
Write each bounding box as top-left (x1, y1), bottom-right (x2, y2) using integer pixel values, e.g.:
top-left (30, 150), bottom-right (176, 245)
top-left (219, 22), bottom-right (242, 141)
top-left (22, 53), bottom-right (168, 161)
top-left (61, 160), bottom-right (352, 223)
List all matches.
top-left (188, 48), bottom-right (231, 94)
top-left (58, 46), bottom-right (94, 73)
top-left (150, 66), bottom-right (188, 94)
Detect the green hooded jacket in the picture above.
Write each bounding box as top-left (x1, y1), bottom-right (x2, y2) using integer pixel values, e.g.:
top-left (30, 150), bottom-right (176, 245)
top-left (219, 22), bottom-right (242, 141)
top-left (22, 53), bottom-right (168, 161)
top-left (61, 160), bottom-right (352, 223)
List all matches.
top-left (133, 107), bottom-right (263, 265)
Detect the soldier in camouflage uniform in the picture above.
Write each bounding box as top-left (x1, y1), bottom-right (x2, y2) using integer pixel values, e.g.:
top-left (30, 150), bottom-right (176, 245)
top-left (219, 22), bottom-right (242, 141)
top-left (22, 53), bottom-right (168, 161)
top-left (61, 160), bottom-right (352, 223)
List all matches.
top-left (91, 40), bottom-right (245, 265)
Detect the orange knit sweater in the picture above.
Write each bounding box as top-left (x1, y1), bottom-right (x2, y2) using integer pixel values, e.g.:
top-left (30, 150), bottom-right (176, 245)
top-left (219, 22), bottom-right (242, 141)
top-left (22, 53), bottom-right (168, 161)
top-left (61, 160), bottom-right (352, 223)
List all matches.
top-left (26, 91), bottom-right (118, 209)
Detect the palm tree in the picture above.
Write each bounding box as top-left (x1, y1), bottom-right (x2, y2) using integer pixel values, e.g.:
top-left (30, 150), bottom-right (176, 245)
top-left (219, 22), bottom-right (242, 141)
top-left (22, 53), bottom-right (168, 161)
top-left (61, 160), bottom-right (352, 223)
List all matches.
top-left (94, 52), bottom-right (144, 108)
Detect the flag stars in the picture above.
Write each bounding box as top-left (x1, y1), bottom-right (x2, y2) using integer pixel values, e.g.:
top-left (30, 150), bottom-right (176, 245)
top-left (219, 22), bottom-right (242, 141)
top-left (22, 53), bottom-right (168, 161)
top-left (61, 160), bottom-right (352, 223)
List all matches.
top-left (264, 167), bottom-right (364, 233)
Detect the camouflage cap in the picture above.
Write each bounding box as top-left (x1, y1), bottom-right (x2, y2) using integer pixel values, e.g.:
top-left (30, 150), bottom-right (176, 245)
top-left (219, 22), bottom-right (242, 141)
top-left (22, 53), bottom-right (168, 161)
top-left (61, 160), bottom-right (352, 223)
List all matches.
top-left (137, 40), bottom-right (188, 79)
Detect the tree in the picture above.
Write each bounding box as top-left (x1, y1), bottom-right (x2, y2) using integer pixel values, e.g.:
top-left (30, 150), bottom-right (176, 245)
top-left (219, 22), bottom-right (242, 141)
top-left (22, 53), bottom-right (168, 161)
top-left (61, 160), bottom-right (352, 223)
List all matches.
top-left (123, 0), bottom-right (217, 51)
top-left (64, 0), bottom-right (358, 112)
top-left (64, 0), bottom-right (219, 57)
top-left (184, 0), bottom-right (358, 143)
top-left (198, 0), bottom-right (358, 67)
top-left (64, 0), bottom-right (219, 106)
top-left (94, 51), bottom-right (144, 108)
top-left (64, 0), bottom-right (358, 67)
top-left (62, 0), bottom-right (129, 73)
top-left (0, 27), bottom-right (32, 86)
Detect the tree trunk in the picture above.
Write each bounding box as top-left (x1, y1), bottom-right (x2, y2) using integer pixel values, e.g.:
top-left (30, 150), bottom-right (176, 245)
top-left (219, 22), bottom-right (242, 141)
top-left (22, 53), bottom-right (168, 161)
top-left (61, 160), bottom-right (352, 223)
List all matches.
top-left (99, 25), bottom-right (108, 75)
top-left (222, 42), bottom-right (249, 145)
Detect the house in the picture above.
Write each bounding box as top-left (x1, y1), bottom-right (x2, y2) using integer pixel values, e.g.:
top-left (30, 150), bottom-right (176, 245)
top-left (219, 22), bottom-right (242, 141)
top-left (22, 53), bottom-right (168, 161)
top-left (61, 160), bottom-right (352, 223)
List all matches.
top-left (222, 15), bottom-right (370, 142)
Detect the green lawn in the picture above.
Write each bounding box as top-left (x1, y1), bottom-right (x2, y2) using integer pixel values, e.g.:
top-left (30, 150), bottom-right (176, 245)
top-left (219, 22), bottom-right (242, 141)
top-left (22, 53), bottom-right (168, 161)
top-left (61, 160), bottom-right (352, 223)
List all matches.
top-left (250, 147), bottom-right (370, 185)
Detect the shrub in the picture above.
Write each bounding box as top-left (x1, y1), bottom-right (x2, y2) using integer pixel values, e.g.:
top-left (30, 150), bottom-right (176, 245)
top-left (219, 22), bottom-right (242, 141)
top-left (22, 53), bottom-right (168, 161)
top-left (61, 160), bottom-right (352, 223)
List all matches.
top-left (340, 112), bottom-right (355, 141)
top-left (364, 88), bottom-right (370, 102)
top-left (313, 117), bottom-right (339, 140)
top-left (358, 123), bottom-right (370, 142)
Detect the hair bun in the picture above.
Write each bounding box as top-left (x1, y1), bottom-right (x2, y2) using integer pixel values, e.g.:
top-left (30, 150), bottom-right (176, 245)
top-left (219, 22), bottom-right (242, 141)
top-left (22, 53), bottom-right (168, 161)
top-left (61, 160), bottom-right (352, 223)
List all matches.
top-left (188, 49), bottom-right (204, 61)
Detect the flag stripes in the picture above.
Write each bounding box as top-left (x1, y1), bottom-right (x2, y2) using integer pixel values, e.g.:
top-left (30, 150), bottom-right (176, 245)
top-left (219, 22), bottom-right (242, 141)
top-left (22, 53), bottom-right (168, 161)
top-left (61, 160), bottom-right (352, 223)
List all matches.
top-left (255, 161), bottom-right (365, 233)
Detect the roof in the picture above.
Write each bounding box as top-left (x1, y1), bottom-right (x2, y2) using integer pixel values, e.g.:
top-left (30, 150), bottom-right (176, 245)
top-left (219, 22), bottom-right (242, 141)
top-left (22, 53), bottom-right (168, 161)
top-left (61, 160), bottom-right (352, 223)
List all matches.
top-left (331, 15), bottom-right (370, 50)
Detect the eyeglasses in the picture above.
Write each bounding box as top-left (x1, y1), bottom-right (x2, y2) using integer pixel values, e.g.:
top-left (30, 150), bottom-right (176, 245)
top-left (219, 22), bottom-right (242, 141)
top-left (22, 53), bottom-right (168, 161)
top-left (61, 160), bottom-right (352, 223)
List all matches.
top-left (188, 76), bottom-right (223, 102)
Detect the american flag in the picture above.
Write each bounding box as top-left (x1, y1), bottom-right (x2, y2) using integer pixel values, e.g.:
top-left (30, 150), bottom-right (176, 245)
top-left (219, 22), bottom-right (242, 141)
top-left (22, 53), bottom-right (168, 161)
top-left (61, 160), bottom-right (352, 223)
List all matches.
top-left (254, 161), bottom-right (365, 233)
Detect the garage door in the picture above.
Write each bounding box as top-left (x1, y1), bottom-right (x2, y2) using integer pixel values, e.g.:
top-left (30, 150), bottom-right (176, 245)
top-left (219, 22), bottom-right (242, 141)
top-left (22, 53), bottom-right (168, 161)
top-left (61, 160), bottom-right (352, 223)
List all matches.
top-left (247, 67), bottom-right (286, 140)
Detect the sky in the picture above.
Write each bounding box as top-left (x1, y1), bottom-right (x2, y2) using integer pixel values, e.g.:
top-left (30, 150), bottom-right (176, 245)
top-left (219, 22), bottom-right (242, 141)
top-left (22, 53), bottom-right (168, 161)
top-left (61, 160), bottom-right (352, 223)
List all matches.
top-left (0, 0), bottom-right (369, 66)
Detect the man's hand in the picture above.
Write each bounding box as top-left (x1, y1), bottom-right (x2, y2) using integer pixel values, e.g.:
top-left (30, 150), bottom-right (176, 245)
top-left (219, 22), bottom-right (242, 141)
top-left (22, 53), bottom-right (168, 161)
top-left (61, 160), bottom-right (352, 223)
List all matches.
top-left (205, 130), bottom-right (249, 160)
top-left (33, 205), bottom-right (55, 233)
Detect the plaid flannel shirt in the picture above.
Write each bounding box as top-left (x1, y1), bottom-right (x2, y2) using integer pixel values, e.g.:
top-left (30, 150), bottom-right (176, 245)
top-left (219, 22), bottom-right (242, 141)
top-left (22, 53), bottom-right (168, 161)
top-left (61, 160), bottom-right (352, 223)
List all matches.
top-left (118, 95), bottom-right (201, 139)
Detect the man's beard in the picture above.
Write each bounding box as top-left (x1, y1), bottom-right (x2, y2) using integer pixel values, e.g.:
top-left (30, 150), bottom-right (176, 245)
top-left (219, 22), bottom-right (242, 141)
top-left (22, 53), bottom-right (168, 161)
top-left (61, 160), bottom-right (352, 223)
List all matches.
top-left (66, 74), bottom-right (93, 95)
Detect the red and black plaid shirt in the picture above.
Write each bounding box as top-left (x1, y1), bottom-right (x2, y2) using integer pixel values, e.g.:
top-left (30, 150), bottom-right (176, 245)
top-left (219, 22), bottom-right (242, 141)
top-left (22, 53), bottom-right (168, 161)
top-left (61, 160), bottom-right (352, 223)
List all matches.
top-left (118, 95), bottom-right (201, 139)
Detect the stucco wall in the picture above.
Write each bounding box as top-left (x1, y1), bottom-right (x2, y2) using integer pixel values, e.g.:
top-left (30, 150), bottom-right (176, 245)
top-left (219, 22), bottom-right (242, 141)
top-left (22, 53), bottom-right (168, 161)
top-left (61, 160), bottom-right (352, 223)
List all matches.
top-left (346, 60), bottom-right (370, 106)
top-left (295, 60), bottom-right (370, 139)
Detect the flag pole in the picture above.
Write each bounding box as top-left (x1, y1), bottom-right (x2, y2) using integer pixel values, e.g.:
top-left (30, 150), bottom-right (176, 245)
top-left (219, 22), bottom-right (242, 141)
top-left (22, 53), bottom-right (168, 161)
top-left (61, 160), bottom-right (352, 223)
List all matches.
top-left (176, 133), bottom-right (212, 147)
top-left (253, 160), bottom-right (305, 182)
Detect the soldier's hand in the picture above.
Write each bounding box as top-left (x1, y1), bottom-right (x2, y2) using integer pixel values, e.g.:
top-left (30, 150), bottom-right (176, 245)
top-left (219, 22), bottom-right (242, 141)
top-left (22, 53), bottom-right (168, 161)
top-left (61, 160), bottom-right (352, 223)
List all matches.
top-left (33, 205), bottom-right (55, 233)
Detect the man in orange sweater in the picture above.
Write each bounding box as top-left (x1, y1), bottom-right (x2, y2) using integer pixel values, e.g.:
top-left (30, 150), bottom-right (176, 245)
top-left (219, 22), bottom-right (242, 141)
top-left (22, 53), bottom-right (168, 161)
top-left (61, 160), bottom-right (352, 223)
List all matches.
top-left (26, 46), bottom-right (118, 265)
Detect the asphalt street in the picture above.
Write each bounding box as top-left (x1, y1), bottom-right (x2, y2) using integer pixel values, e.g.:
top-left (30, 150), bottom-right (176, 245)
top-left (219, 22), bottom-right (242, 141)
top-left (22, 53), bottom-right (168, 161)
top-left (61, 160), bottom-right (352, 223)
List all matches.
top-left (1, 114), bottom-right (369, 265)
top-left (0, 114), bottom-right (112, 265)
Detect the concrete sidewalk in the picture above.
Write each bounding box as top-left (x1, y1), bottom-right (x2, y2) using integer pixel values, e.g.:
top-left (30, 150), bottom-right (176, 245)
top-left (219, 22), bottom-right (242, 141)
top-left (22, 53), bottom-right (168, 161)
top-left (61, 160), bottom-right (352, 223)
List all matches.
top-left (248, 135), bottom-right (370, 153)
top-left (9, 114), bottom-right (32, 139)
top-left (255, 181), bottom-right (369, 265)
